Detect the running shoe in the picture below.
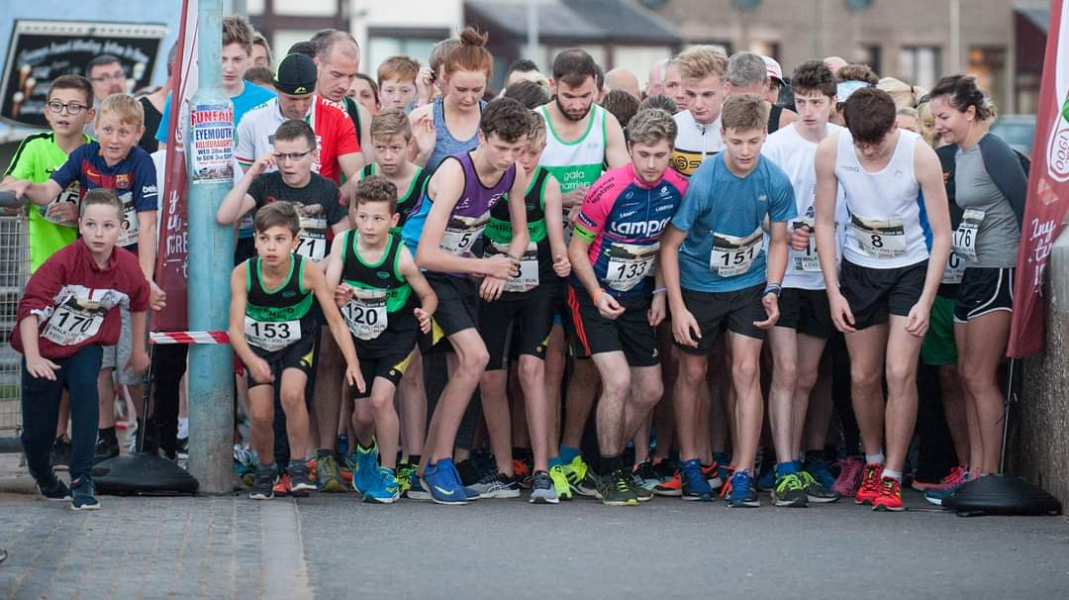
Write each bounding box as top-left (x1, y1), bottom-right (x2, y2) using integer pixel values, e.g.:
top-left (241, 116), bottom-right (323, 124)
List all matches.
top-left (799, 470), bottom-right (840, 503)
top-left (633, 460), bottom-right (661, 490)
top-left (424, 459), bottom-right (467, 505)
top-left (804, 455), bottom-right (837, 490)
top-left (680, 459), bottom-right (714, 502)
top-left (628, 472), bottom-right (654, 502)
top-left (273, 474), bottom-right (292, 497)
top-left (854, 463), bottom-right (884, 506)
top-left (70, 476), bottom-right (99, 511)
top-left (353, 442), bottom-right (380, 495)
top-left (711, 452), bottom-right (732, 486)
top-left (654, 472), bottom-right (683, 497)
top-left (831, 457), bottom-right (864, 497)
top-left (564, 455), bottom-right (598, 497)
top-left (771, 473), bottom-right (808, 508)
top-left (51, 436), bottom-right (71, 471)
top-left (872, 477), bottom-right (904, 512)
top-left (912, 465), bottom-right (968, 492)
top-left (529, 470), bottom-right (559, 504)
top-left (405, 473), bottom-right (432, 501)
top-left (37, 475), bottom-right (72, 501)
top-left (756, 462), bottom-right (776, 492)
top-left (718, 466), bottom-right (738, 499)
top-left (289, 462), bottom-right (316, 493)
top-left (363, 467), bottom-right (400, 504)
top-left (652, 458), bottom-right (675, 482)
top-left (549, 464), bottom-right (572, 501)
top-left (250, 466), bottom-right (277, 500)
top-left (514, 458), bottom-right (533, 490)
top-left (316, 453), bottom-right (347, 493)
top-left (176, 437), bottom-right (189, 460)
top-left (924, 471), bottom-right (969, 506)
top-left (727, 471), bottom-right (760, 508)
top-left (701, 462), bottom-right (723, 489)
top-left (397, 463), bottom-right (416, 494)
top-left (456, 459), bottom-right (482, 487)
top-left (595, 469), bottom-right (638, 507)
top-left (93, 433), bottom-right (119, 465)
top-left (469, 471), bottom-right (521, 499)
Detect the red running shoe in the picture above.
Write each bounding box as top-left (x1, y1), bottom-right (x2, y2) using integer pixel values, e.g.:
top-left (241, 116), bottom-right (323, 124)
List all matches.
top-left (911, 465), bottom-right (967, 492)
top-left (653, 471), bottom-right (683, 496)
top-left (872, 477), bottom-right (904, 512)
top-left (831, 457), bottom-right (864, 497)
top-left (854, 463), bottom-right (884, 505)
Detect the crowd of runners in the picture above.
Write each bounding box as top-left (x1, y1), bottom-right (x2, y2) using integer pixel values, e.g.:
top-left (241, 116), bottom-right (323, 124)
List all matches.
top-left (2, 15), bottom-right (1028, 512)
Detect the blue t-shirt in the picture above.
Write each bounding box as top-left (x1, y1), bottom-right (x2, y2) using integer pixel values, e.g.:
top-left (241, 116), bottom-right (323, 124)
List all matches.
top-left (672, 154), bottom-right (797, 293)
top-left (154, 80), bottom-right (275, 144)
top-left (50, 141), bottom-right (158, 252)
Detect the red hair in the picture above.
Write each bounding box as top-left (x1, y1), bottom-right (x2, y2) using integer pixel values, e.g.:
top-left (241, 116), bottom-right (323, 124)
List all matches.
top-left (443, 27), bottom-right (492, 79)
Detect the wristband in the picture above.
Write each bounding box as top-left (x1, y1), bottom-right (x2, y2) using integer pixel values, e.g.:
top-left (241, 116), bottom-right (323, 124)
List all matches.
top-left (592, 288), bottom-right (606, 304)
top-left (652, 287), bottom-right (667, 295)
top-left (763, 283), bottom-right (783, 298)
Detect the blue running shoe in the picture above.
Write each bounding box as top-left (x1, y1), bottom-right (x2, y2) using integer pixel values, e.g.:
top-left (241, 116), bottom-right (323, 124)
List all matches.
top-left (727, 471), bottom-right (760, 508)
top-left (363, 467), bottom-right (401, 504)
top-left (756, 463), bottom-right (776, 492)
top-left (712, 452), bottom-right (732, 486)
top-left (352, 440), bottom-right (379, 494)
top-left (425, 459), bottom-right (467, 505)
top-left (925, 471), bottom-right (968, 506)
top-left (804, 455), bottom-right (837, 490)
top-left (681, 459), bottom-right (713, 501)
top-left (71, 476), bottom-right (100, 511)
top-left (406, 473), bottom-right (432, 501)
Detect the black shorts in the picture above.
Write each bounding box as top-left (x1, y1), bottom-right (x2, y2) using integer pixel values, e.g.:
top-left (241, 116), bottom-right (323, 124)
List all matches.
top-left (840, 259), bottom-right (927, 330)
top-left (480, 289), bottom-right (555, 370)
top-left (677, 284), bottom-right (766, 354)
top-left (566, 286), bottom-right (658, 367)
top-left (776, 288), bottom-right (834, 338)
top-left (353, 331), bottom-right (417, 397)
top-left (426, 273), bottom-right (480, 348)
top-left (245, 332), bottom-right (318, 389)
top-left (954, 267), bottom-right (1014, 323)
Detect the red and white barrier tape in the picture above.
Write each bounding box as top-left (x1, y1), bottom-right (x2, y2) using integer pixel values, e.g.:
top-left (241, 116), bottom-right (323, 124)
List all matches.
top-left (150, 331), bottom-right (230, 345)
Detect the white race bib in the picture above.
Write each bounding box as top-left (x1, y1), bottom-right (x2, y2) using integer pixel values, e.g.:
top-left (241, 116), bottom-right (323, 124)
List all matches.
top-left (942, 250), bottom-right (966, 285)
top-left (791, 218), bottom-right (820, 272)
top-left (605, 242), bottom-right (658, 292)
top-left (851, 215), bottom-right (906, 259)
top-left (951, 208), bottom-right (985, 262)
top-left (489, 241), bottom-right (539, 293)
top-left (440, 214), bottom-right (488, 256)
top-left (342, 288), bottom-right (388, 341)
top-left (117, 192), bottom-right (139, 247)
top-left (244, 317), bottom-right (301, 352)
top-left (38, 185), bottom-right (80, 227)
top-left (710, 227), bottom-right (763, 277)
top-left (296, 217), bottom-right (328, 262)
top-left (41, 300), bottom-right (105, 346)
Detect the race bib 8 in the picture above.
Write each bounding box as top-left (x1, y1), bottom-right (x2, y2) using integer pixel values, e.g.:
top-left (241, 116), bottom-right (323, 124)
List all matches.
top-left (244, 317), bottom-right (301, 352)
top-left (710, 227), bottom-right (763, 277)
top-left (851, 215), bottom-right (906, 259)
top-left (791, 218), bottom-right (820, 272)
top-left (951, 208), bottom-right (985, 262)
top-left (296, 217), bottom-right (328, 262)
top-left (117, 192), bottom-right (140, 247)
top-left (605, 241), bottom-right (658, 292)
top-left (41, 299), bottom-right (105, 346)
top-left (488, 241), bottom-right (539, 293)
top-left (342, 288), bottom-right (388, 341)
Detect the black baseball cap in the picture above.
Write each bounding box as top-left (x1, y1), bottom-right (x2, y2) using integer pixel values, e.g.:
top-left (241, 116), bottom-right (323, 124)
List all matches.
top-left (274, 53), bottom-right (317, 96)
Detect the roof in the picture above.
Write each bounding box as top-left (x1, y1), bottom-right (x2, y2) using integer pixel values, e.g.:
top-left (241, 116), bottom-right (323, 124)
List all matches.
top-left (466, 0), bottom-right (681, 44)
top-left (1015, 2), bottom-right (1050, 33)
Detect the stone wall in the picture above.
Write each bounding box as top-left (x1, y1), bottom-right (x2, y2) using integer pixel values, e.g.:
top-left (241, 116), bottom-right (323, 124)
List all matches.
top-left (1008, 228), bottom-right (1069, 506)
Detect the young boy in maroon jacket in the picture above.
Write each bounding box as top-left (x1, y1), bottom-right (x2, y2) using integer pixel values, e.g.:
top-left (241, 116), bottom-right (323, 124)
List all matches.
top-left (14, 189), bottom-right (151, 510)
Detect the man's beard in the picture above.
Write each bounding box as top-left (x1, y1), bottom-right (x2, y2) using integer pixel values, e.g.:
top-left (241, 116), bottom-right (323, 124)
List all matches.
top-left (556, 95), bottom-right (592, 122)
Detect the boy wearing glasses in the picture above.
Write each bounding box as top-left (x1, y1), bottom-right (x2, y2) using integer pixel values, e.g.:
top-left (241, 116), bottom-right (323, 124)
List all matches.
top-left (3, 75), bottom-right (95, 272)
top-left (218, 119), bottom-right (349, 265)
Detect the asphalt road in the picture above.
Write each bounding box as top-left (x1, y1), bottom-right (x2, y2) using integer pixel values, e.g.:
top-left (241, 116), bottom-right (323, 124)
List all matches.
top-left (1, 489), bottom-right (1067, 599)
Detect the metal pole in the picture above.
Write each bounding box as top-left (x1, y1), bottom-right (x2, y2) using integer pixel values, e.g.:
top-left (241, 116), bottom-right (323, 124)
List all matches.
top-left (526, 1), bottom-right (540, 70)
top-left (187, 0), bottom-right (236, 493)
top-left (949, 0), bottom-right (961, 74)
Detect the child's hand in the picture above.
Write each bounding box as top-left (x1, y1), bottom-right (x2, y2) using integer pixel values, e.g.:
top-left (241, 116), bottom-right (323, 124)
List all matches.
top-left (346, 363), bottom-right (366, 395)
top-left (412, 114), bottom-right (436, 156)
top-left (414, 307), bottom-right (432, 334)
top-left (552, 254), bottom-right (571, 278)
top-left (47, 202), bottom-right (78, 224)
top-left (149, 281), bottom-right (167, 311)
top-left (1, 179), bottom-right (30, 199)
top-left (126, 349), bottom-right (150, 375)
top-left (251, 153), bottom-right (276, 176)
top-left (26, 355), bottom-right (60, 380)
top-left (248, 356), bottom-right (274, 384)
top-left (334, 283), bottom-right (354, 308)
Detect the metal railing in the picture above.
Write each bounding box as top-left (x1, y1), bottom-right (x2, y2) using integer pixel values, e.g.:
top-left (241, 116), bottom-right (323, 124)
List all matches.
top-left (0, 214), bottom-right (28, 447)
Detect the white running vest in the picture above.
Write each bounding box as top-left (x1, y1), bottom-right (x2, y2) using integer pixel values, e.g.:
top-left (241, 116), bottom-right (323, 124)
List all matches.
top-left (537, 104), bottom-right (607, 195)
top-left (835, 129), bottom-right (929, 269)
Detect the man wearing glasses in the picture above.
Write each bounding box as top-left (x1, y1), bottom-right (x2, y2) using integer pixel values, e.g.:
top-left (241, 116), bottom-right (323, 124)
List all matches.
top-left (84, 55), bottom-right (127, 137)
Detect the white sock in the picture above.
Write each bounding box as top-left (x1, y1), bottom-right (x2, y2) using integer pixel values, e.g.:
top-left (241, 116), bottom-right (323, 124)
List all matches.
top-left (882, 468), bottom-right (902, 481)
top-left (864, 452), bottom-right (885, 465)
top-left (177, 417), bottom-right (189, 439)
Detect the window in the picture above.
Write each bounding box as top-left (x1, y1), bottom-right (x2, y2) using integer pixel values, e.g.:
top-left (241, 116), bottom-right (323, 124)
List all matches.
top-left (969, 46), bottom-right (1007, 113)
top-left (366, 29), bottom-right (449, 81)
top-left (899, 46), bottom-right (941, 90)
top-left (862, 45), bottom-right (882, 78)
